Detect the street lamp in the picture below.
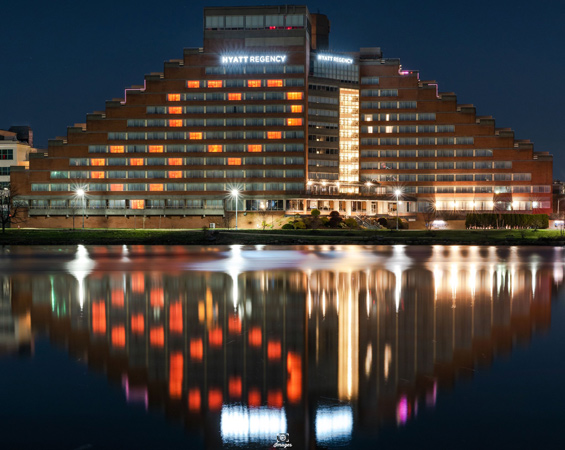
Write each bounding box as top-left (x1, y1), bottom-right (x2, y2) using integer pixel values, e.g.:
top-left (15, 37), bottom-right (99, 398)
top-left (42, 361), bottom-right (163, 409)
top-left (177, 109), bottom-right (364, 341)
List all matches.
top-left (394, 189), bottom-right (401, 230)
top-left (230, 188), bottom-right (240, 230)
top-left (76, 188), bottom-right (85, 229)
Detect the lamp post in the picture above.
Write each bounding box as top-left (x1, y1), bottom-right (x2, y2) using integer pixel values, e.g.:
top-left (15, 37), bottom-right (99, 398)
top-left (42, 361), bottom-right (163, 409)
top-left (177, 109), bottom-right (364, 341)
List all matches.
top-left (76, 188), bottom-right (85, 229)
top-left (394, 189), bottom-right (401, 230)
top-left (230, 188), bottom-right (240, 230)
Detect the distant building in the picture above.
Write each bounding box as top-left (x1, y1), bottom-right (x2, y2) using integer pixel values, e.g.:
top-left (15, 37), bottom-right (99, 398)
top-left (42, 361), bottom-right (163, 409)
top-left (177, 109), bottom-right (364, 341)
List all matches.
top-left (0, 128), bottom-right (35, 189)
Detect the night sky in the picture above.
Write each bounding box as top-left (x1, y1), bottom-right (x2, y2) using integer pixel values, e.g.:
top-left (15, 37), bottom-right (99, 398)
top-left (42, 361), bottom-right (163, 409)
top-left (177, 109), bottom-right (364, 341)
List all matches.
top-left (2, 0), bottom-right (564, 178)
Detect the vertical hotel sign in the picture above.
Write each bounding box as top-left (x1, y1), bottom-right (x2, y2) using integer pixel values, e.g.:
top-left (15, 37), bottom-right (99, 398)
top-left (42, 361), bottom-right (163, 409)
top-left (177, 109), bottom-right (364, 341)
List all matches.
top-left (220, 55), bottom-right (287, 64)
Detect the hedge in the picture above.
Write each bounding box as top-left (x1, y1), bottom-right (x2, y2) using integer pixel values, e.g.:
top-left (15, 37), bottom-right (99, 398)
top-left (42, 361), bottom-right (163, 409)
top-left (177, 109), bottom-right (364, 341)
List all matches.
top-left (465, 213), bottom-right (549, 229)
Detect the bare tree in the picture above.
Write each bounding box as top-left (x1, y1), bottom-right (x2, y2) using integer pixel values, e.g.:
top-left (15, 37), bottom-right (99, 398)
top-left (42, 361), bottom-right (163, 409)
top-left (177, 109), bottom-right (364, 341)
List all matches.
top-left (0, 185), bottom-right (25, 233)
top-left (420, 198), bottom-right (437, 230)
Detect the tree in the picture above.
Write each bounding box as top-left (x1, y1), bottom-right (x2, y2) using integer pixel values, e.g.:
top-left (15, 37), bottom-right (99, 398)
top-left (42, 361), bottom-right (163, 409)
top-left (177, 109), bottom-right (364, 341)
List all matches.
top-left (0, 185), bottom-right (25, 233)
top-left (420, 199), bottom-right (436, 230)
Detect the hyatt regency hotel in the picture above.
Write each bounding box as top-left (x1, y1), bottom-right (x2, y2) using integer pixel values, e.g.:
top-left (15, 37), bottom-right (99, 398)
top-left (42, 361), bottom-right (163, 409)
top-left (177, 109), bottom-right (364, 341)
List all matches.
top-left (12, 5), bottom-right (553, 228)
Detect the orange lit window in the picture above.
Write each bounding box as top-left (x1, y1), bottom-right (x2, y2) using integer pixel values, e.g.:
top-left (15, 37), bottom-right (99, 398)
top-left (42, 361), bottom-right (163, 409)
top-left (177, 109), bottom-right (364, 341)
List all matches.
top-left (287, 118), bottom-right (303, 126)
top-left (208, 388), bottom-right (223, 411)
top-left (247, 79), bottom-right (261, 87)
top-left (188, 388), bottom-right (201, 412)
top-left (130, 158), bottom-right (144, 166)
top-left (131, 313), bottom-right (145, 334)
top-left (131, 273), bottom-right (145, 293)
top-left (287, 92), bottom-right (303, 100)
top-left (267, 340), bottom-right (281, 360)
top-left (112, 325), bottom-right (126, 348)
top-left (169, 171), bottom-right (182, 179)
top-left (111, 289), bottom-right (124, 307)
top-left (189, 132), bottom-right (203, 140)
top-left (169, 352), bottom-right (183, 399)
top-left (91, 171), bottom-right (105, 179)
top-left (228, 158), bottom-right (241, 166)
top-left (91, 158), bottom-right (105, 166)
top-left (208, 80), bottom-right (223, 88)
top-left (150, 287), bottom-right (164, 307)
top-left (169, 119), bottom-right (183, 127)
top-left (169, 302), bottom-right (183, 334)
top-left (228, 93), bottom-right (242, 101)
top-left (267, 390), bottom-right (283, 408)
top-left (248, 145), bottom-right (262, 153)
top-left (187, 80), bottom-right (200, 88)
top-left (228, 315), bottom-right (241, 334)
top-left (168, 93), bottom-right (181, 101)
top-left (209, 328), bottom-right (222, 348)
top-left (149, 145), bottom-right (164, 153)
top-left (110, 184), bottom-right (124, 191)
top-left (150, 184), bottom-right (164, 192)
top-left (92, 301), bottom-right (106, 334)
top-left (169, 158), bottom-right (182, 165)
top-left (110, 145), bottom-right (124, 153)
top-left (208, 145), bottom-right (222, 152)
top-left (291, 105), bottom-right (303, 113)
top-left (150, 326), bottom-right (165, 347)
top-left (267, 131), bottom-right (282, 139)
top-left (248, 326), bottom-right (262, 347)
top-left (287, 352), bottom-right (302, 404)
top-left (229, 376), bottom-right (242, 398)
top-left (131, 199), bottom-right (145, 210)
top-left (190, 338), bottom-right (203, 361)
top-left (248, 389), bottom-right (261, 407)
top-left (169, 106), bottom-right (182, 114)
top-left (267, 79), bottom-right (283, 87)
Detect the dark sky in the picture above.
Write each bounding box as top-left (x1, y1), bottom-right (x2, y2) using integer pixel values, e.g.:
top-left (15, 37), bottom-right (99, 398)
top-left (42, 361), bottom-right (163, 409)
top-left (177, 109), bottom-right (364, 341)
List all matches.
top-left (2, 0), bottom-right (564, 178)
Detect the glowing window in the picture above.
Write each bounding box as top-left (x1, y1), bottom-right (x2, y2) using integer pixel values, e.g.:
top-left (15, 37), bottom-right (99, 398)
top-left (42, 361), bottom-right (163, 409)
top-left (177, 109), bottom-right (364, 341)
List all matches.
top-left (286, 92), bottom-right (303, 100)
top-left (291, 105), bottom-right (303, 113)
top-left (188, 389), bottom-right (201, 411)
top-left (92, 301), bottom-right (106, 334)
top-left (169, 352), bottom-right (183, 399)
top-left (168, 106), bottom-right (182, 114)
top-left (248, 327), bottom-right (262, 347)
top-left (247, 79), bottom-right (261, 87)
top-left (190, 132), bottom-right (203, 140)
top-left (149, 145), bottom-right (164, 153)
top-left (187, 80), bottom-right (200, 88)
top-left (228, 158), bottom-right (241, 166)
top-left (150, 287), bottom-right (164, 307)
top-left (91, 158), bottom-right (105, 166)
top-left (91, 171), bottom-right (105, 179)
top-left (248, 145), bottom-right (262, 153)
top-left (112, 325), bottom-right (126, 348)
top-left (209, 328), bottom-right (222, 348)
top-left (208, 80), bottom-right (223, 88)
top-left (169, 171), bottom-right (182, 179)
top-left (168, 93), bottom-right (181, 101)
top-left (110, 145), bottom-right (124, 153)
top-left (229, 376), bottom-right (242, 398)
top-left (169, 158), bottom-right (182, 165)
top-left (131, 199), bottom-right (145, 209)
top-left (190, 338), bottom-right (203, 361)
top-left (150, 184), bottom-right (164, 191)
top-left (110, 184), bottom-right (124, 191)
top-left (150, 326), bottom-right (165, 347)
top-left (287, 118), bottom-right (303, 126)
top-left (130, 158), bottom-right (144, 166)
top-left (267, 131), bottom-right (282, 139)
top-left (131, 314), bottom-right (145, 334)
top-left (169, 119), bottom-right (183, 127)
top-left (267, 340), bottom-right (281, 360)
top-left (169, 302), bottom-right (183, 334)
top-left (228, 93), bottom-right (242, 101)
top-left (208, 145), bottom-right (222, 152)
top-left (267, 79), bottom-right (283, 87)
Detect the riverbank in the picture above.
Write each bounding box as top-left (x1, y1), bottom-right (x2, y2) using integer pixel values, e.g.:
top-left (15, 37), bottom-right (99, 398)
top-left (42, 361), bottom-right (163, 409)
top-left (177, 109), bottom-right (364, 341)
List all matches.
top-left (0, 228), bottom-right (564, 246)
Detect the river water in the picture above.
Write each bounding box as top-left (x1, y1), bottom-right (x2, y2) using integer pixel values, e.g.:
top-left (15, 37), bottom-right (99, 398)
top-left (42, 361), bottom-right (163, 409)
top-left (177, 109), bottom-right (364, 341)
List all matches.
top-left (1, 245), bottom-right (564, 449)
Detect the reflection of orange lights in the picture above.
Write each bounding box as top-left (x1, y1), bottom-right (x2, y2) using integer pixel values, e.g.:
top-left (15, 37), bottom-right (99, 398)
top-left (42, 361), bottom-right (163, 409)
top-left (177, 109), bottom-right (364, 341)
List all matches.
top-left (92, 301), bottom-right (106, 334)
top-left (169, 352), bottom-right (183, 399)
top-left (229, 376), bottom-right (242, 398)
top-left (267, 390), bottom-right (283, 408)
top-left (228, 315), bottom-right (241, 334)
top-left (169, 302), bottom-right (183, 334)
top-left (131, 313), bottom-right (144, 334)
top-left (287, 352), bottom-right (302, 404)
top-left (208, 388), bottom-right (223, 411)
top-left (150, 287), bottom-right (164, 307)
top-left (209, 328), bottom-right (223, 348)
top-left (248, 388), bottom-right (261, 407)
top-left (188, 388), bottom-right (201, 411)
top-left (190, 338), bottom-right (203, 361)
top-left (248, 327), bottom-right (262, 347)
top-left (111, 289), bottom-right (124, 307)
top-left (150, 327), bottom-right (165, 347)
top-left (131, 273), bottom-right (145, 293)
top-left (267, 340), bottom-right (281, 360)
top-left (111, 325), bottom-right (126, 347)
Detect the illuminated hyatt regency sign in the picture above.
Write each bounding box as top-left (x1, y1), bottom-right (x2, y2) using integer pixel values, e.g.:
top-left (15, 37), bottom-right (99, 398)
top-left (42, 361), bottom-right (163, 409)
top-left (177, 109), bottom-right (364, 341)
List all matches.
top-left (317, 54), bottom-right (354, 64)
top-left (221, 55), bottom-right (287, 64)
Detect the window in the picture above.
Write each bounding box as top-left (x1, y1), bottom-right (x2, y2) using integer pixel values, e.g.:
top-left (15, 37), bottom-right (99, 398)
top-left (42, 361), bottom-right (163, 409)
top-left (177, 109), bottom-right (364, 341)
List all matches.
top-left (267, 79), bottom-right (283, 87)
top-left (169, 171), bottom-right (182, 179)
top-left (130, 158), bottom-right (144, 166)
top-left (228, 158), bottom-right (242, 165)
top-left (110, 146), bottom-right (124, 154)
top-left (169, 119), bottom-right (183, 127)
top-left (168, 93), bottom-right (181, 101)
top-left (268, 131), bottom-right (282, 139)
top-left (228, 93), bottom-right (242, 101)
top-left (131, 199), bottom-right (145, 209)
top-left (248, 145), bottom-right (262, 152)
top-left (247, 79), bottom-right (261, 87)
top-left (149, 145), bottom-right (163, 153)
top-left (168, 106), bottom-right (182, 114)
top-left (287, 92), bottom-right (303, 100)
top-left (190, 132), bottom-right (203, 140)
top-left (91, 159), bottom-right (105, 166)
top-left (110, 184), bottom-right (124, 191)
top-left (168, 158), bottom-right (182, 165)
top-left (289, 105), bottom-right (303, 114)
top-left (150, 184), bottom-right (164, 191)
top-left (287, 118), bottom-right (302, 126)
top-left (208, 80), bottom-right (223, 88)
top-left (187, 80), bottom-right (200, 88)
top-left (91, 171), bottom-right (105, 179)
top-left (208, 145), bottom-right (222, 153)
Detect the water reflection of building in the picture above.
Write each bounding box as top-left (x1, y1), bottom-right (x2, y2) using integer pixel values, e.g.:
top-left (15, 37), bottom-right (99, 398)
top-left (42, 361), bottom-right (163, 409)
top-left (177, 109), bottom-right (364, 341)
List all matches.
top-left (6, 246), bottom-right (559, 448)
top-left (0, 275), bottom-right (32, 355)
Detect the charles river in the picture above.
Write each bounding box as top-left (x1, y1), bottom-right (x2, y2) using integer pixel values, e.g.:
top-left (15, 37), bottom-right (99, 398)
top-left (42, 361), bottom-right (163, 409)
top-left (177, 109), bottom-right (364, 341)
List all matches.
top-left (1, 244), bottom-right (565, 449)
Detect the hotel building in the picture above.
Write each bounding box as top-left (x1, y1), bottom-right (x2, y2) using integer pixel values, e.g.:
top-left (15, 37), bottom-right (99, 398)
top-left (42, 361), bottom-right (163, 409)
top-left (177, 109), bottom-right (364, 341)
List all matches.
top-left (11, 5), bottom-right (553, 228)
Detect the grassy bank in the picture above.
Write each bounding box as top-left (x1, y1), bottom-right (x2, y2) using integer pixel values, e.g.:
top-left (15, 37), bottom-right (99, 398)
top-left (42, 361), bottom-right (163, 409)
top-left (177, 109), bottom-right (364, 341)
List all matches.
top-left (0, 228), bottom-right (564, 246)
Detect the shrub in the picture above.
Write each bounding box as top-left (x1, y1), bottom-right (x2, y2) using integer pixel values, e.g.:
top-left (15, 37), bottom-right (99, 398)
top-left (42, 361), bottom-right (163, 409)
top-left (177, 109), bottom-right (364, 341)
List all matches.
top-left (311, 209), bottom-right (321, 217)
top-left (377, 217), bottom-right (388, 228)
top-left (294, 220), bottom-right (307, 229)
top-left (281, 223), bottom-right (294, 230)
top-left (466, 213), bottom-right (549, 229)
top-left (328, 211), bottom-right (342, 228)
top-left (343, 218), bottom-right (359, 228)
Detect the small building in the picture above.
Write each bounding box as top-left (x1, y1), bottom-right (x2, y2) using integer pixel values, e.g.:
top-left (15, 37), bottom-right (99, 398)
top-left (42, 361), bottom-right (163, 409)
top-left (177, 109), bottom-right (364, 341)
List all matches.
top-left (0, 128), bottom-right (34, 190)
